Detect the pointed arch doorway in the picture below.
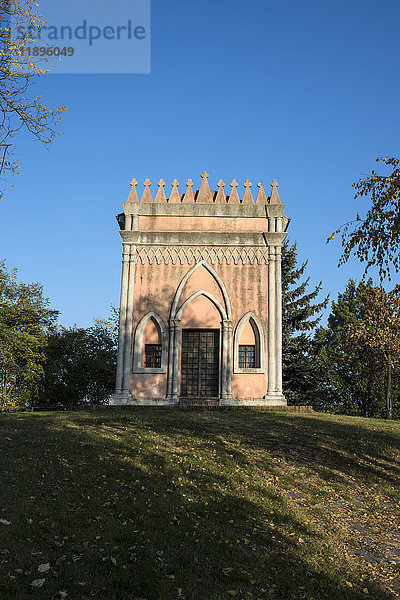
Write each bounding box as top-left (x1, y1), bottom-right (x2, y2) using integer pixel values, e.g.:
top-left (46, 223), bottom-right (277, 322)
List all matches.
top-left (181, 328), bottom-right (220, 398)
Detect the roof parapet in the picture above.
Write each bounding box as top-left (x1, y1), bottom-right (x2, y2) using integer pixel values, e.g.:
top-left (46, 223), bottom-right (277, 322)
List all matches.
top-left (127, 172), bottom-right (282, 204)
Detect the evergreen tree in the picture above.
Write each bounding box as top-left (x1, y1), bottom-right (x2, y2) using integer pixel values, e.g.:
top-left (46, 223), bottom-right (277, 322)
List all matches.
top-left (281, 240), bottom-right (328, 406)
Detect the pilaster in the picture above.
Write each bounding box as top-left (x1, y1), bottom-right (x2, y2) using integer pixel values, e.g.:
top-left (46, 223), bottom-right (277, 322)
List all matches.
top-left (122, 246), bottom-right (137, 393)
top-left (267, 246), bottom-right (276, 395)
top-left (115, 244), bottom-right (130, 392)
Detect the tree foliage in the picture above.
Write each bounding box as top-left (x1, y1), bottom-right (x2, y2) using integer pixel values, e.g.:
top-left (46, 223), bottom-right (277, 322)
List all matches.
top-left (316, 279), bottom-right (399, 418)
top-left (343, 283), bottom-right (400, 419)
top-left (36, 314), bottom-right (118, 409)
top-left (281, 239), bottom-right (328, 406)
top-left (0, 260), bottom-right (57, 410)
top-left (0, 0), bottom-right (65, 192)
top-left (329, 157), bottom-right (400, 281)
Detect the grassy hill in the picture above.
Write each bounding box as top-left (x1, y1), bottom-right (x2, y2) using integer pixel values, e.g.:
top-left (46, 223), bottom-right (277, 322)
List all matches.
top-left (0, 409), bottom-right (399, 600)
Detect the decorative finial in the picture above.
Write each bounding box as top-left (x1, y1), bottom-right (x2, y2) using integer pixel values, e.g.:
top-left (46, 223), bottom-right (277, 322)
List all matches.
top-left (269, 178), bottom-right (281, 204)
top-left (242, 179), bottom-right (254, 204)
top-left (141, 178), bottom-right (153, 203)
top-left (154, 178), bottom-right (166, 203)
top-left (127, 177), bottom-right (139, 202)
top-left (215, 179), bottom-right (226, 204)
top-left (197, 170), bottom-right (212, 203)
top-left (168, 178), bottom-right (181, 203)
top-left (182, 178), bottom-right (195, 203)
top-left (228, 179), bottom-right (240, 204)
top-left (256, 182), bottom-right (267, 204)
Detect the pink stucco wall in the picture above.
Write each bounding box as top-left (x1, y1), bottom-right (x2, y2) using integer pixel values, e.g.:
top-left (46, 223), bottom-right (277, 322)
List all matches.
top-left (129, 254), bottom-right (269, 399)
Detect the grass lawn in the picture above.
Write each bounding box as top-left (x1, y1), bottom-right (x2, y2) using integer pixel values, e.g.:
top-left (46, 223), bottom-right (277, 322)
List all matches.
top-left (0, 409), bottom-right (399, 600)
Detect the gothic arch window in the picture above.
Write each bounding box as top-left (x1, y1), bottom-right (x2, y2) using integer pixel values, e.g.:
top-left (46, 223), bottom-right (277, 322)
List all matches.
top-left (132, 312), bottom-right (167, 373)
top-left (233, 312), bottom-right (265, 374)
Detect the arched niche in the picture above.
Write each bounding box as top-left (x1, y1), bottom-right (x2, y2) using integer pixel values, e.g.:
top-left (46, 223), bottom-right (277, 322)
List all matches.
top-left (233, 312), bottom-right (265, 373)
top-left (132, 312), bottom-right (167, 373)
top-left (170, 261), bottom-right (232, 320)
top-left (176, 290), bottom-right (227, 321)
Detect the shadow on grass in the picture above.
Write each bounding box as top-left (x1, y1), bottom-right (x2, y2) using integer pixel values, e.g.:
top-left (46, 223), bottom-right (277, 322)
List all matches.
top-left (0, 410), bottom-right (398, 600)
top-left (142, 410), bottom-right (400, 488)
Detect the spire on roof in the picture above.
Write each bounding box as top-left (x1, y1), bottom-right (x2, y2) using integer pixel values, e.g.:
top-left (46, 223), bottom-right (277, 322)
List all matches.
top-left (215, 179), bottom-right (226, 204)
top-left (127, 178), bottom-right (139, 202)
top-left (141, 178), bottom-right (153, 203)
top-left (269, 179), bottom-right (281, 204)
top-left (256, 182), bottom-right (267, 204)
top-left (197, 170), bottom-right (213, 203)
top-left (242, 179), bottom-right (254, 204)
top-left (182, 178), bottom-right (195, 203)
top-left (154, 178), bottom-right (166, 203)
top-left (168, 178), bottom-right (181, 203)
top-left (228, 179), bottom-right (240, 204)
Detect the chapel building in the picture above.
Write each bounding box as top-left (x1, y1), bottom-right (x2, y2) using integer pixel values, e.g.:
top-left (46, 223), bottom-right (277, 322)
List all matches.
top-left (111, 171), bottom-right (290, 407)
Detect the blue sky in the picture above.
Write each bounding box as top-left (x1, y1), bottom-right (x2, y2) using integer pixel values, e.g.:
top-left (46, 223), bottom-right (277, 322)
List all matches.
top-left (1, 0), bottom-right (400, 327)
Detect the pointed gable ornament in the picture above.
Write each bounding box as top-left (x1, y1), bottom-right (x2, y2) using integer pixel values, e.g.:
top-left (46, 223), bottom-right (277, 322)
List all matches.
top-left (141, 178), bottom-right (153, 203)
top-left (215, 179), bottom-right (226, 204)
top-left (269, 178), bottom-right (281, 204)
top-left (127, 178), bottom-right (139, 202)
top-left (197, 170), bottom-right (213, 203)
top-left (168, 178), bottom-right (181, 203)
top-left (182, 178), bottom-right (195, 203)
top-left (256, 182), bottom-right (268, 204)
top-left (154, 179), bottom-right (167, 203)
top-left (242, 180), bottom-right (254, 204)
top-left (228, 179), bottom-right (240, 204)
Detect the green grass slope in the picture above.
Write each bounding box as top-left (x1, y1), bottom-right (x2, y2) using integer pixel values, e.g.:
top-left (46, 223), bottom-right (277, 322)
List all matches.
top-left (0, 409), bottom-right (399, 600)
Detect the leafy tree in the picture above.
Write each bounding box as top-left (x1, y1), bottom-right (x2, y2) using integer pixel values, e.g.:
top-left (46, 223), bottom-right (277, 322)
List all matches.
top-left (36, 313), bottom-right (118, 408)
top-left (282, 240), bottom-right (328, 406)
top-left (0, 0), bottom-right (65, 193)
top-left (0, 260), bottom-right (57, 410)
top-left (316, 279), bottom-right (398, 418)
top-left (344, 284), bottom-right (400, 419)
top-left (328, 157), bottom-right (400, 281)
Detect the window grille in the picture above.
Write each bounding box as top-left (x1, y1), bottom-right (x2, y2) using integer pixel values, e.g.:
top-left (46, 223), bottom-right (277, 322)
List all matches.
top-left (238, 345), bottom-right (256, 369)
top-left (145, 344), bottom-right (162, 368)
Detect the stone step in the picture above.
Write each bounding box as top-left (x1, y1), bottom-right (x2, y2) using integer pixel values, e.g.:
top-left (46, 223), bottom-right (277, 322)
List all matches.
top-left (178, 398), bottom-right (220, 410)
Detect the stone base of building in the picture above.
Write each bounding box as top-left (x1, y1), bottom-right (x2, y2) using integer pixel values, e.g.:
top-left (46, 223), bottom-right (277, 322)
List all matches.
top-left (220, 395), bottom-right (286, 407)
top-left (109, 392), bottom-right (286, 408)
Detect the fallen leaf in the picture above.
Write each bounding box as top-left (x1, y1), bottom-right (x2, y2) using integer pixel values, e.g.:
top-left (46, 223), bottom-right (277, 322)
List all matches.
top-left (38, 563), bottom-right (50, 573)
top-left (31, 578), bottom-right (45, 587)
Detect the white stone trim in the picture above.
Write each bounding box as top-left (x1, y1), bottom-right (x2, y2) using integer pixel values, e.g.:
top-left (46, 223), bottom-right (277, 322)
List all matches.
top-left (176, 290), bottom-right (227, 321)
top-left (170, 260), bottom-right (232, 320)
top-left (132, 312), bottom-right (167, 374)
top-left (233, 312), bottom-right (265, 374)
top-left (115, 245), bottom-right (130, 392)
top-left (122, 247), bottom-right (137, 392)
top-left (268, 247), bottom-right (276, 394)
